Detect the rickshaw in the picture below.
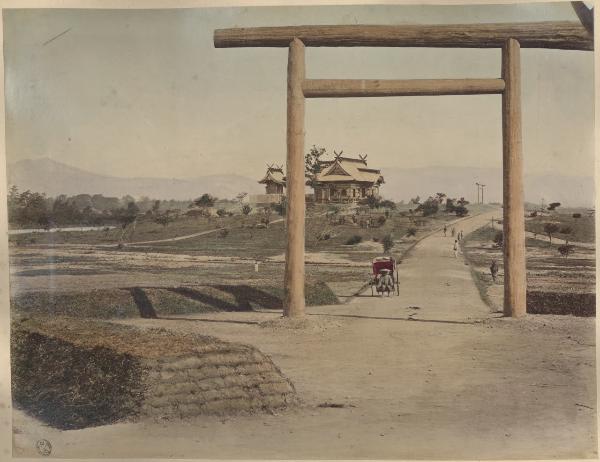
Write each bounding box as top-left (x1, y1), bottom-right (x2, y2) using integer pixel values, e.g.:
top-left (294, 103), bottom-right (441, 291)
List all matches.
top-left (370, 256), bottom-right (400, 296)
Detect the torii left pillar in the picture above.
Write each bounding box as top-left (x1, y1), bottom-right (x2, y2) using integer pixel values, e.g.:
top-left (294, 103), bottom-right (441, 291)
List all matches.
top-left (283, 38), bottom-right (306, 318)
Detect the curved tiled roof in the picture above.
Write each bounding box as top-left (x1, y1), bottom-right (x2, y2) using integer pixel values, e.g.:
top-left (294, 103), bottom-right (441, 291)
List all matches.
top-left (259, 168), bottom-right (286, 185)
top-left (315, 156), bottom-right (383, 184)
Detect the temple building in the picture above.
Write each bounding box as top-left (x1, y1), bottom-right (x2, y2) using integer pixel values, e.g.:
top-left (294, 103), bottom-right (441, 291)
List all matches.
top-left (249, 165), bottom-right (285, 205)
top-left (312, 154), bottom-right (384, 203)
top-left (258, 165), bottom-right (285, 195)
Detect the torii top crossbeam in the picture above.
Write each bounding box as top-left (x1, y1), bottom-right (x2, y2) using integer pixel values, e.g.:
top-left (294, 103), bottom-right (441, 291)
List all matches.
top-left (214, 21), bottom-right (593, 50)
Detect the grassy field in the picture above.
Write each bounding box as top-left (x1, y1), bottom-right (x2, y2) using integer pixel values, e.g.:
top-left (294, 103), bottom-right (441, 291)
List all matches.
top-left (525, 212), bottom-right (594, 243)
top-left (462, 224), bottom-right (595, 316)
top-left (9, 202), bottom-right (493, 321)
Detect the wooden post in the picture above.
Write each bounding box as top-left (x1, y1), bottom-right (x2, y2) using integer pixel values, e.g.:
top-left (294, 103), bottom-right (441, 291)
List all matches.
top-left (502, 38), bottom-right (526, 318)
top-left (283, 38), bottom-right (306, 318)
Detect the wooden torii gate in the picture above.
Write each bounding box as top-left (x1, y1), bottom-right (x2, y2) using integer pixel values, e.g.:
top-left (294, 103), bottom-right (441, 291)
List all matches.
top-left (214, 19), bottom-right (593, 319)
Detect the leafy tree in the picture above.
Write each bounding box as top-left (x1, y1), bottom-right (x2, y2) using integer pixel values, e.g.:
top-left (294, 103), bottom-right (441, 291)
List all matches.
top-left (120, 195), bottom-right (136, 207)
top-left (364, 195), bottom-right (381, 209)
top-left (51, 195), bottom-right (81, 225)
top-left (547, 202), bottom-right (561, 211)
top-left (305, 145), bottom-right (327, 186)
top-left (416, 197), bottom-right (439, 216)
top-left (117, 201), bottom-right (139, 229)
top-left (410, 195), bottom-right (420, 205)
top-left (242, 204), bottom-right (252, 215)
top-left (543, 222), bottom-right (560, 244)
top-left (151, 200), bottom-right (161, 214)
top-left (193, 193), bottom-right (217, 209)
top-left (382, 234), bottom-right (395, 254)
top-left (13, 190), bottom-right (50, 228)
top-left (91, 194), bottom-right (120, 211)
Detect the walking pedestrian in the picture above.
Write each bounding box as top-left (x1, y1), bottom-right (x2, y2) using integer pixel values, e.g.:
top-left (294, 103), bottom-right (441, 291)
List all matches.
top-left (490, 259), bottom-right (499, 283)
top-left (459, 230), bottom-right (464, 241)
top-left (443, 224), bottom-right (447, 237)
top-left (453, 239), bottom-right (458, 258)
top-left (451, 227), bottom-right (455, 237)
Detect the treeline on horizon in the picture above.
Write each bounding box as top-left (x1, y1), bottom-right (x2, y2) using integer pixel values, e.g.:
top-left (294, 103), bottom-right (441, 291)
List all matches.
top-left (6, 185), bottom-right (237, 229)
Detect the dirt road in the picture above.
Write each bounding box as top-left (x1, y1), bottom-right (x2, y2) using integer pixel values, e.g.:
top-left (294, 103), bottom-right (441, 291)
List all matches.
top-left (12, 211), bottom-right (596, 459)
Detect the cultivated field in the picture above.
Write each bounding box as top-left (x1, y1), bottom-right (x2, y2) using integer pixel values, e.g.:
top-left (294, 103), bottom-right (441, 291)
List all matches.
top-left (462, 212), bottom-right (595, 316)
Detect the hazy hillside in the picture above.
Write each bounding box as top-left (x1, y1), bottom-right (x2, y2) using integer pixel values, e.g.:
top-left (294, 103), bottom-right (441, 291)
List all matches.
top-left (380, 166), bottom-right (594, 208)
top-left (7, 158), bottom-right (263, 200)
top-left (7, 158), bottom-right (594, 207)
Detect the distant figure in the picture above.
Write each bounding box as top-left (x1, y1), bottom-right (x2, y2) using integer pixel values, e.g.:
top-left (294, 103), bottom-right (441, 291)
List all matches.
top-left (451, 227), bottom-right (456, 237)
top-left (443, 225), bottom-right (447, 236)
top-left (453, 240), bottom-right (458, 258)
top-left (377, 269), bottom-right (394, 296)
top-left (490, 259), bottom-right (499, 283)
top-left (254, 260), bottom-right (260, 273)
top-left (459, 230), bottom-right (464, 241)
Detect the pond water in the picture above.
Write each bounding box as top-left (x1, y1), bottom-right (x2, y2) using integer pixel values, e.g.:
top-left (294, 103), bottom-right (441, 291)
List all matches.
top-left (8, 226), bottom-right (116, 235)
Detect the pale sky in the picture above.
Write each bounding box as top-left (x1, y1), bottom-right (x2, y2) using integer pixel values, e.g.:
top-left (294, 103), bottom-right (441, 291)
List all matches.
top-left (3, 3), bottom-right (595, 180)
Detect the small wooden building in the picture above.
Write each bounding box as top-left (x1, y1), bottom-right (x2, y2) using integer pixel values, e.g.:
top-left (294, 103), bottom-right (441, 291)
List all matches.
top-left (258, 165), bottom-right (286, 195)
top-left (312, 154), bottom-right (384, 203)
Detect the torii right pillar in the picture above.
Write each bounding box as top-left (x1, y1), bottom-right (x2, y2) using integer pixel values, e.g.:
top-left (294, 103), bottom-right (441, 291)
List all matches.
top-left (502, 38), bottom-right (527, 318)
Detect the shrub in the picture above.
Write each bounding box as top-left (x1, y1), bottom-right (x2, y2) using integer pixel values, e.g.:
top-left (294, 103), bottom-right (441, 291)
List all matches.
top-left (454, 205), bottom-right (469, 217)
top-left (317, 230), bottom-right (333, 241)
top-left (573, 213), bottom-right (582, 218)
top-left (377, 216), bottom-right (387, 226)
top-left (345, 235), bottom-right (362, 245)
top-left (557, 244), bottom-right (575, 258)
top-left (241, 204), bottom-right (252, 215)
top-left (543, 222), bottom-right (560, 244)
top-left (218, 228), bottom-right (229, 238)
top-left (379, 200), bottom-right (396, 210)
top-left (493, 230), bottom-right (503, 248)
top-left (406, 227), bottom-right (417, 237)
top-left (216, 208), bottom-right (227, 217)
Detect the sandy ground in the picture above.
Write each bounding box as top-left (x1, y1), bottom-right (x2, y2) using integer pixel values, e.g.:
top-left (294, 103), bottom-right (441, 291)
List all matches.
top-left (12, 211), bottom-right (597, 459)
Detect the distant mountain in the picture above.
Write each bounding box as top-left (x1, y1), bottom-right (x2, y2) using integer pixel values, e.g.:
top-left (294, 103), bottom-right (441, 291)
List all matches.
top-left (7, 158), bottom-right (594, 207)
top-left (379, 166), bottom-right (594, 208)
top-left (7, 158), bottom-right (263, 200)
